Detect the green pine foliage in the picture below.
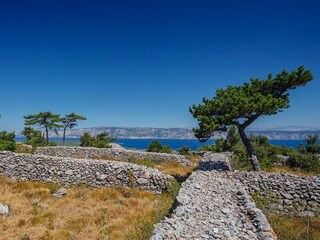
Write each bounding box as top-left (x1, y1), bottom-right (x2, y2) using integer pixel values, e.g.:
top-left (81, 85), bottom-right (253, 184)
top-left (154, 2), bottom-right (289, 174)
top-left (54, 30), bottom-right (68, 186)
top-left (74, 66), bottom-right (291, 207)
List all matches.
top-left (230, 136), bottom-right (320, 173)
top-left (298, 134), bottom-right (320, 154)
top-left (24, 111), bottom-right (62, 143)
top-left (197, 125), bottom-right (239, 152)
top-left (0, 131), bottom-right (16, 152)
top-left (22, 127), bottom-right (56, 147)
top-left (190, 66), bottom-right (314, 171)
top-left (178, 146), bottom-right (192, 155)
top-left (146, 141), bottom-right (172, 154)
top-left (61, 113), bottom-right (86, 144)
top-left (80, 132), bottom-right (115, 148)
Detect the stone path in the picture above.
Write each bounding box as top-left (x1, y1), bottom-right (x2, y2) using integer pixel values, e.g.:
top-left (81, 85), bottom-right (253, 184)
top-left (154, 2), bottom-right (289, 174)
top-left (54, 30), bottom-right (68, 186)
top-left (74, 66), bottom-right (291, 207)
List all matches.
top-left (151, 153), bottom-right (277, 240)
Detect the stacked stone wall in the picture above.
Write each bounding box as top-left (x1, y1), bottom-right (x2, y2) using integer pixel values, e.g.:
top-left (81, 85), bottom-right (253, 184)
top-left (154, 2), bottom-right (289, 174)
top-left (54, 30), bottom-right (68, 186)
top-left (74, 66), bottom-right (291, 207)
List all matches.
top-left (234, 171), bottom-right (320, 217)
top-left (35, 146), bottom-right (189, 165)
top-left (0, 151), bottom-right (173, 194)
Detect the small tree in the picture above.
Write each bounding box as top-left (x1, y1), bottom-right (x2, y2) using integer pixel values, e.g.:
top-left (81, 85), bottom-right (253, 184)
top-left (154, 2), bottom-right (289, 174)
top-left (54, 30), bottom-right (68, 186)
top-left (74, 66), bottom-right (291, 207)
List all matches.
top-left (298, 134), bottom-right (320, 154)
top-left (79, 132), bottom-right (93, 147)
top-left (80, 132), bottom-right (115, 148)
top-left (305, 134), bottom-right (319, 146)
top-left (146, 140), bottom-right (172, 154)
top-left (226, 125), bottom-right (240, 146)
top-left (179, 146), bottom-right (192, 155)
top-left (24, 112), bottom-right (62, 143)
top-left (0, 131), bottom-right (16, 152)
top-left (190, 66), bottom-right (313, 171)
top-left (22, 127), bottom-right (48, 147)
top-left (61, 113), bottom-right (86, 144)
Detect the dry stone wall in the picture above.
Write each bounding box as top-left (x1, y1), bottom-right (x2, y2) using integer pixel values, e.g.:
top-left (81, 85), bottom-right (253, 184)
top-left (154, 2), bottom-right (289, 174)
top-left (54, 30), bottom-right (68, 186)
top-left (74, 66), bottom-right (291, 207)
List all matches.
top-left (0, 151), bottom-right (173, 194)
top-left (234, 171), bottom-right (320, 217)
top-left (152, 153), bottom-right (277, 240)
top-left (35, 146), bottom-right (189, 165)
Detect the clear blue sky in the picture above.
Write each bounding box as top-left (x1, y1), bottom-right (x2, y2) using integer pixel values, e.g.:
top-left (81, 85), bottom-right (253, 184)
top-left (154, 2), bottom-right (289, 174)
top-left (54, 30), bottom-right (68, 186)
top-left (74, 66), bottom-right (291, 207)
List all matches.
top-left (0, 0), bottom-right (319, 132)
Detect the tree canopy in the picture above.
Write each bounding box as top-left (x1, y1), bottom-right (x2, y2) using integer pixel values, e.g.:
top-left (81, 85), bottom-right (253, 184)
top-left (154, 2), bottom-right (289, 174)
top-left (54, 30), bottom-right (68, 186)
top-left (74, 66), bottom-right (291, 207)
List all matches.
top-left (190, 66), bottom-right (314, 171)
top-left (61, 113), bottom-right (86, 144)
top-left (24, 112), bottom-right (62, 143)
top-left (0, 130), bottom-right (16, 152)
top-left (80, 132), bottom-right (115, 148)
top-left (22, 127), bottom-right (50, 147)
top-left (146, 140), bottom-right (172, 154)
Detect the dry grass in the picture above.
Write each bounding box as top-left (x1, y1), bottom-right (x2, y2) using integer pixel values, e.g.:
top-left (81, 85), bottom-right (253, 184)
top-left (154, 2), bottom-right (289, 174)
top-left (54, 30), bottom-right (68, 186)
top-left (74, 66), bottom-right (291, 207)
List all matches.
top-left (252, 192), bottom-right (320, 240)
top-left (269, 215), bottom-right (320, 240)
top-left (154, 155), bottom-right (201, 181)
top-left (15, 143), bottom-right (34, 154)
top-left (0, 177), bottom-right (175, 240)
top-left (265, 166), bottom-right (319, 176)
top-left (91, 154), bottom-right (201, 181)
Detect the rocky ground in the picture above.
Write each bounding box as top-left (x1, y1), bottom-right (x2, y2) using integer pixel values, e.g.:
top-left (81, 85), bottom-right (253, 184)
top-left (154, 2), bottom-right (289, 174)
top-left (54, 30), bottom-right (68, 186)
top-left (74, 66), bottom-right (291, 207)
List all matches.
top-left (152, 153), bottom-right (277, 240)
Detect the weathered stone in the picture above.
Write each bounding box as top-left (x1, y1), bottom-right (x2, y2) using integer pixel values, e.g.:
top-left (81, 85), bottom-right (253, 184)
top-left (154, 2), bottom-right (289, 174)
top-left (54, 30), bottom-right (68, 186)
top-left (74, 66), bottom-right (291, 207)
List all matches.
top-left (282, 193), bottom-right (294, 200)
top-left (0, 203), bottom-right (10, 216)
top-left (53, 188), bottom-right (68, 197)
top-left (97, 174), bottom-right (107, 181)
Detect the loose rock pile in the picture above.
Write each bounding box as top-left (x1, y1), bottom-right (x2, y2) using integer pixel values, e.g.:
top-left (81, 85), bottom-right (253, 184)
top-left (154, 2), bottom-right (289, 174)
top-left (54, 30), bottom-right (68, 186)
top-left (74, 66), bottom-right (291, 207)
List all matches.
top-left (35, 146), bottom-right (189, 165)
top-left (152, 153), bottom-right (277, 240)
top-left (0, 151), bottom-right (173, 194)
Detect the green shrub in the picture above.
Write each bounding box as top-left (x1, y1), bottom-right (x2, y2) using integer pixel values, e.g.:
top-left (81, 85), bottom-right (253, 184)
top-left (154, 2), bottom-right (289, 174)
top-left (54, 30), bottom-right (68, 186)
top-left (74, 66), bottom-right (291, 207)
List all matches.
top-left (298, 134), bottom-right (320, 154)
top-left (0, 131), bottom-right (16, 152)
top-left (22, 127), bottom-right (56, 147)
top-left (146, 141), bottom-right (172, 154)
top-left (80, 132), bottom-right (115, 148)
top-left (178, 146), bottom-right (192, 155)
top-left (231, 139), bottom-right (281, 171)
top-left (197, 126), bottom-right (239, 153)
top-left (287, 152), bottom-right (320, 173)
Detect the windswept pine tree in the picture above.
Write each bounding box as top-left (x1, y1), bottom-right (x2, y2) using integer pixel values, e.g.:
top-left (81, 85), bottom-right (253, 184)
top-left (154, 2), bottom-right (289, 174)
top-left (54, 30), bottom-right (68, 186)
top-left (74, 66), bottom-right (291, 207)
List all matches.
top-left (61, 113), bottom-right (86, 144)
top-left (24, 111), bottom-right (62, 143)
top-left (190, 66), bottom-right (314, 171)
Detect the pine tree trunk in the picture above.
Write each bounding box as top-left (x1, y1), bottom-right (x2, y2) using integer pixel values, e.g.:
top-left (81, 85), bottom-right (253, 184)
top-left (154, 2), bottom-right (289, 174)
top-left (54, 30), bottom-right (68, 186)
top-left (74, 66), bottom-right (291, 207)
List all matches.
top-left (63, 127), bottom-right (67, 145)
top-left (45, 126), bottom-right (49, 144)
top-left (238, 127), bottom-right (261, 171)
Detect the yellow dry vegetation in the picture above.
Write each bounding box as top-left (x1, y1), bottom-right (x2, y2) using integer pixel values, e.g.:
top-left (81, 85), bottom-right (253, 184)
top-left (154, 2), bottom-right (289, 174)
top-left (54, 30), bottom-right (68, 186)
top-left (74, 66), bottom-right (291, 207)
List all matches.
top-left (0, 177), bottom-right (174, 240)
top-left (269, 215), bottom-right (320, 240)
top-left (154, 155), bottom-right (201, 180)
top-left (91, 154), bottom-right (201, 180)
top-left (265, 166), bottom-right (319, 176)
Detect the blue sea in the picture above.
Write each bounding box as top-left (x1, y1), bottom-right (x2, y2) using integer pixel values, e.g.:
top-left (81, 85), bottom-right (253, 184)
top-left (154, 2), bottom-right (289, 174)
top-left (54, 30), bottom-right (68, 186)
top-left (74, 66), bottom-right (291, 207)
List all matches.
top-left (15, 138), bottom-right (305, 151)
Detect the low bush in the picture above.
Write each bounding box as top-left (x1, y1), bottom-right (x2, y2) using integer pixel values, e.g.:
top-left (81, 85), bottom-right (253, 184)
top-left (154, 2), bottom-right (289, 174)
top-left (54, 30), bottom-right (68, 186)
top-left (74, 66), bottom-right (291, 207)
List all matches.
top-left (178, 146), bottom-right (192, 155)
top-left (22, 127), bottom-right (56, 147)
top-left (286, 152), bottom-right (320, 173)
top-left (0, 131), bottom-right (16, 152)
top-left (298, 134), bottom-right (320, 154)
top-left (80, 132), bottom-right (115, 148)
top-left (146, 141), bottom-right (172, 154)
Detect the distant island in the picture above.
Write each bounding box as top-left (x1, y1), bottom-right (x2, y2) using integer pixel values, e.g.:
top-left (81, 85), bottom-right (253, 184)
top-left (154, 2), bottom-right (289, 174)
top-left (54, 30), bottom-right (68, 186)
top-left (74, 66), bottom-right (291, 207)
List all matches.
top-left (21, 126), bottom-right (320, 140)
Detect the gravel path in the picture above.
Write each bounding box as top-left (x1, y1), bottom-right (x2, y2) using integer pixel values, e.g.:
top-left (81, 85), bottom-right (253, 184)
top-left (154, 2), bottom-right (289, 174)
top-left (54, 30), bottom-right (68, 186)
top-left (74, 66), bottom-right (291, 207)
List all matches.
top-left (151, 153), bottom-right (277, 240)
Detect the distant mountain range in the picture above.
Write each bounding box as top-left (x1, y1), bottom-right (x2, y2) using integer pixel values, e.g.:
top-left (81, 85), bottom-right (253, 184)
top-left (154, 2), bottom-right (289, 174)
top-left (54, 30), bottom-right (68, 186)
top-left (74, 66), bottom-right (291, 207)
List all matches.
top-left (37, 126), bottom-right (320, 140)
